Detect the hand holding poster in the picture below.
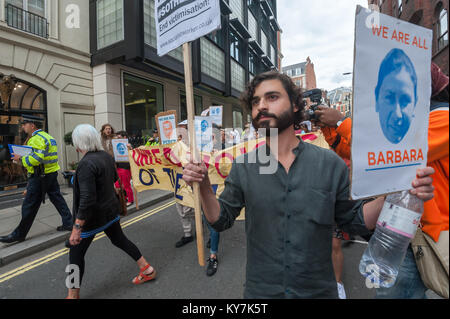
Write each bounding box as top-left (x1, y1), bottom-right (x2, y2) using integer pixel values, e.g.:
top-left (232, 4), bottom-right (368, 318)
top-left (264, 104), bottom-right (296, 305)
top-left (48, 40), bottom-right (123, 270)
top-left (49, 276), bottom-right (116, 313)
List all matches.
top-left (156, 111), bottom-right (178, 145)
top-left (155, 0), bottom-right (221, 56)
top-left (350, 6), bottom-right (432, 199)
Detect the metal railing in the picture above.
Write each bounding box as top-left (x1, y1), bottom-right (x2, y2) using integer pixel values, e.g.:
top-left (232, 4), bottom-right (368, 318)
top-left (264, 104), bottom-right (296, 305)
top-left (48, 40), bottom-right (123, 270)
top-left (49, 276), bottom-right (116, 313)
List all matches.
top-left (5, 3), bottom-right (49, 38)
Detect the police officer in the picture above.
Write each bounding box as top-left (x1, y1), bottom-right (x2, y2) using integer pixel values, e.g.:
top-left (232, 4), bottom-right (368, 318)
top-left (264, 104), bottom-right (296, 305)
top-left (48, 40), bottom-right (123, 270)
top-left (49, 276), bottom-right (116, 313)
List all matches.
top-left (145, 128), bottom-right (160, 146)
top-left (0, 115), bottom-right (73, 244)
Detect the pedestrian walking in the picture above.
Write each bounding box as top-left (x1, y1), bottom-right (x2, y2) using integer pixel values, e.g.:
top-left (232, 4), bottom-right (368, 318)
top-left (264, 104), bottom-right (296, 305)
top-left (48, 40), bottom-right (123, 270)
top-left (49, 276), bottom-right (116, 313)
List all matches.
top-left (66, 124), bottom-right (156, 299)
top-left (182, 71), bottom-right (435, 298)
top-left (0, 115), bottom-right (73, 244)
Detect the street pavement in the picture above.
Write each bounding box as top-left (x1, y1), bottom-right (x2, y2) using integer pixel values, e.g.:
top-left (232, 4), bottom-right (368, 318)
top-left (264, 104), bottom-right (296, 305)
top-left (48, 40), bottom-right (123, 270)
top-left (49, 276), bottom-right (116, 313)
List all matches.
top-left (0, 196), bottom-right (380, 300)
top-left (0, 196), bottom-right (442, 300)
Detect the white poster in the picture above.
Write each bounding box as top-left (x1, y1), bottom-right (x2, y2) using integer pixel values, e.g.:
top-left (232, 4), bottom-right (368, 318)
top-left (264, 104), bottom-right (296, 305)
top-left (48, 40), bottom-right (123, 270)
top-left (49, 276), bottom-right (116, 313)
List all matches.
top-left (157, 113), bottom-right (178, 145)
top-left (209, 105), bottom-right (223, 127)
top-left (155, 0), bottom-right (221, 57)
top-left (350, 6), bottom-right (432, 199)
top-left (195, 116), bottom-right (213, 152)
top-left (112, 139), bottom-right (130, 162)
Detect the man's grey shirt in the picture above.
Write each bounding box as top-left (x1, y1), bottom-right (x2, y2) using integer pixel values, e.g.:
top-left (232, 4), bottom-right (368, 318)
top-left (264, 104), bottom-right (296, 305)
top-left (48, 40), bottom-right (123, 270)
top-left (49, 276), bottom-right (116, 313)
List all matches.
top-left (210, 140), bottom-right (371, 299)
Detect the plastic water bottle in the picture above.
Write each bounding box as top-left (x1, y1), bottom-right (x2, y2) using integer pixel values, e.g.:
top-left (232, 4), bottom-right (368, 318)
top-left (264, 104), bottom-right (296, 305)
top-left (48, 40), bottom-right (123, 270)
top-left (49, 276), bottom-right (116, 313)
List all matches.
top-left (359, 191), bottom-right (424, 288)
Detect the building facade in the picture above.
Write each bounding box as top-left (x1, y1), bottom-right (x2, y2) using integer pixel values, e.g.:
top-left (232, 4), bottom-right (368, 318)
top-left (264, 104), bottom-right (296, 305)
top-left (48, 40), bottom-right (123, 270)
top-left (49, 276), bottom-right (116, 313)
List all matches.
top-left (0, 0), bottom-right (94, 192)
top-left (90, 0), bottom-right (281, 142)
top-left (282, 57), bottom-right (317, 91)
top-left (368, 0), bottom-right (449, 74)
top-left (327, 87), bottom-right (352, 118)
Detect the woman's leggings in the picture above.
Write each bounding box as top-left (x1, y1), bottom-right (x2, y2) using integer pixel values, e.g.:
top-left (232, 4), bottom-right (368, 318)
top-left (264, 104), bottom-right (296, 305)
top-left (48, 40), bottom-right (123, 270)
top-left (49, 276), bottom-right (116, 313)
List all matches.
top-left (68, 221), bottom-right (142, 285)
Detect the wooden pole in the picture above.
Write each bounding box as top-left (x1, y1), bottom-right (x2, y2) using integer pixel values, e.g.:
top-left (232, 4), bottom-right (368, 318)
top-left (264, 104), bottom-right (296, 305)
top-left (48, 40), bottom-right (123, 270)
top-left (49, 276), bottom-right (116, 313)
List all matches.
top-left (182, 42), bottom-right (205, 267)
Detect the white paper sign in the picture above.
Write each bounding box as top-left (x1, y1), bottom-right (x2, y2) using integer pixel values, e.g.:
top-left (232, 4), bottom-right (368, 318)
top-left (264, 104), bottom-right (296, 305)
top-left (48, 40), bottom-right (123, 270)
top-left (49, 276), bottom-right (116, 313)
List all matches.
top-left (209, 105), bottom-right (223, 127)
top-left (158, 114), bottom-right (178, 145)
top-left (112, 139), bottom-right (129, 162)
top-left (350, 6), bottom-right (432, 199)
top-left (195, 116), bottom-right (213, 152)
top-left (155, 0), bottom-right (221, 57)
top-left (8, 144), bottom-right (33, 157)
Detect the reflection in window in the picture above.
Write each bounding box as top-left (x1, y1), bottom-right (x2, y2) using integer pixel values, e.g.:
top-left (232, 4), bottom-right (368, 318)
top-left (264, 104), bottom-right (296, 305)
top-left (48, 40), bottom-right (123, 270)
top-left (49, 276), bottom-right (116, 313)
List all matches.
top-left (123, 73), bottom-right (164, 138)
top-left (230, 30), bottom-right (243, 64)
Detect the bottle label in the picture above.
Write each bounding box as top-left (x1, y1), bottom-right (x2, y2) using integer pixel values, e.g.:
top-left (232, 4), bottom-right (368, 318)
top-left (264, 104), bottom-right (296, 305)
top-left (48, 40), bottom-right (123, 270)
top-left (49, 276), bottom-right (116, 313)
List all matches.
top-left (377, 202), bottom-right (422, 238)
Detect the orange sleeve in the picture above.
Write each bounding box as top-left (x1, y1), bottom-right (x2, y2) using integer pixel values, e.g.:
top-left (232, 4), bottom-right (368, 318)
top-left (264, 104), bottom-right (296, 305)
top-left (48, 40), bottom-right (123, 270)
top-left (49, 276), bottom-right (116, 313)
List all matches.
top-left (427, 110), bottom-right (449, 164)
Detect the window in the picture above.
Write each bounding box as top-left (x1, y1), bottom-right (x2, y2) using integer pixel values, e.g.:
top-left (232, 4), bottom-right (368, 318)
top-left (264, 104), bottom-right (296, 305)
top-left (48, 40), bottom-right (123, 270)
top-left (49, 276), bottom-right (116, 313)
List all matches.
top-left (233, 107), bottom-right (243, 129)
top-left (249, 50), bottom-right (259, 75)
top-left (231, 60), bottom-right (246, 92)
top-left (201, 38), bottom-right (225, 82)
top-left (229, 0), bottom-right (244, 24)
top-left (123, 73), bottom-right (164, 137)
top-left (398, 0), bottom-right (402, 16)
top-left (248, 9), bottom-right (259, 41)
top-left (207, 17), bottom-right (226, 48)
top-left (230, 30), bottom-right (244, 64)
top-left (5, 0), bottom-right (47, 37)
top-left (97, 0), bottom-right (124, 50)
top-left (261, 31), bottom-right (268, 55)
top-left (144, 0), bottom-right (156, 47)
top-left (437, 8), bottom-right (448, 50)
top-left (180, 92), bottom-right (203, 120)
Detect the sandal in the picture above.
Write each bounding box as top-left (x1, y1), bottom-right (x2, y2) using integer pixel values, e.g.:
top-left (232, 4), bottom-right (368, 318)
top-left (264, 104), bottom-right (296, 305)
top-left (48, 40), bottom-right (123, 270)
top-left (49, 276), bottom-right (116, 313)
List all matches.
top-left (132, 264), bottom-right (156, 284)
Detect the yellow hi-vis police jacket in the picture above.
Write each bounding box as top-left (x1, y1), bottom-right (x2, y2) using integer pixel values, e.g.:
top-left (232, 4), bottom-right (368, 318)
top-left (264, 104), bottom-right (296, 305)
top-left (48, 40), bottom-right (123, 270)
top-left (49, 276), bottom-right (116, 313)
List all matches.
top-left (21, 130), bottom-right (60, 174)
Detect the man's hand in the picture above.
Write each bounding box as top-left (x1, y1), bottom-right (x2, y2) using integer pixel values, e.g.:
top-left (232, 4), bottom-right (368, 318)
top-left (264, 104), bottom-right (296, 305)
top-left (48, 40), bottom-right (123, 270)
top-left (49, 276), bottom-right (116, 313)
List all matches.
top-left (182, 158), bottom-right (209, 187)
top-left (11, 153), bottom-right (22, 162)
top-left (314, 105), bottom-right (345, 127)
top-left (410, 167), bottom-right (435, 202)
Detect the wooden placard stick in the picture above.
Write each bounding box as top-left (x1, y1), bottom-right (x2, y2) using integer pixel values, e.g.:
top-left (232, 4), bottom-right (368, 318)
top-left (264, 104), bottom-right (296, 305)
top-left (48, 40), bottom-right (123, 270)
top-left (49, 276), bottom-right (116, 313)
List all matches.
top-left (182, 42), bottom-right (205, 267)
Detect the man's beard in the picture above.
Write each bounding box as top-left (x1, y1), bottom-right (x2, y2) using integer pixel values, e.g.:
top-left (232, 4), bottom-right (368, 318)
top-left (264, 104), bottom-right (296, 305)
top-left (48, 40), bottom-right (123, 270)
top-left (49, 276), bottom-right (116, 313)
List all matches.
top-left (252, 106), bottom-right (295, 137)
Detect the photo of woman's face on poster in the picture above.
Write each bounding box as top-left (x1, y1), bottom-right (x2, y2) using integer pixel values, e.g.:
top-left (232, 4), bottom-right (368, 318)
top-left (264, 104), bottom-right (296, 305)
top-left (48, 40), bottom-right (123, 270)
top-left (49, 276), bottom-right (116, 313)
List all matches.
top-left (375, 48), bottom-right (418, 144)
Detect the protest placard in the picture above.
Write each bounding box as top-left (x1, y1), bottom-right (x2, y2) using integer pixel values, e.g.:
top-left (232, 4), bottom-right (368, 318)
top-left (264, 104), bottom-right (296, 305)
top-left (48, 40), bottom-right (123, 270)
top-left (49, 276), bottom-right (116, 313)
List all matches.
top-left (155, 0), bottom-right (221, 57)
top-left (111, 139), bottom-right (129, 162)
top-left (350, 6), bottom-right (432, 199)
top-left (195, 116), bottom-right (213, 152)
top-left (209, 106), bottom-right (223, 127)
top-left (156, 111), bottom-right (178, 145)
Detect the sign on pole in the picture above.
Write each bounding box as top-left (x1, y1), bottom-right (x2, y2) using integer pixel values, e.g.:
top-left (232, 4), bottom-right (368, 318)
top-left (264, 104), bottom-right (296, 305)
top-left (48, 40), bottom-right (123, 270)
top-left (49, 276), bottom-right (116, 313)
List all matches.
top-left (350, 6), bottom-right (432, 199)
top-left (111, 139), bottom-right (130, 162)
top-left (156, 111), bottom-right (178, 145)
top-left (195, 116), bottom-right (213, 152)
top-left (155, 0), bottom-right (221, 56)
top-left (155, 0), bottom-right (221, 267)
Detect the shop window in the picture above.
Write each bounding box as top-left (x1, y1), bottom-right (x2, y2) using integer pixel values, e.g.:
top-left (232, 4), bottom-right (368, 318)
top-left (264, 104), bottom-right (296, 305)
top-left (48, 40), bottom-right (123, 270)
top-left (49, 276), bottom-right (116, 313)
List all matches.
top-left (123, 73), bottom-right (164, 139)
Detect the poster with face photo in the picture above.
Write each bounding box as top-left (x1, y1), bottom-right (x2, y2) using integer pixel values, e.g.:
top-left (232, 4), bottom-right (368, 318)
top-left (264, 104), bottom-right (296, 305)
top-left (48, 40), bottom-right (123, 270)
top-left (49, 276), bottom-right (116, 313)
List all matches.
top-left (156, 111), bottom-right (178, 145)
top-left (350, 6), bottom-right (432, 200)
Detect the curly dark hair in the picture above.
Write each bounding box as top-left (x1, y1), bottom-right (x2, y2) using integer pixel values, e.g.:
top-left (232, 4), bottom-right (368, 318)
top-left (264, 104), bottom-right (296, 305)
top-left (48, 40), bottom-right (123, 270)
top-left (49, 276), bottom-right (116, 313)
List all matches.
top-left (240, 71), bottom-right (305, 129)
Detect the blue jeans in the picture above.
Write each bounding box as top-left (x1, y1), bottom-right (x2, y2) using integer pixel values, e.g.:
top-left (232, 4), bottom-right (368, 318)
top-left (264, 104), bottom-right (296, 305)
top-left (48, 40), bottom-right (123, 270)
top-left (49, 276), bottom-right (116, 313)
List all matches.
top-left (203, 215), bottom-right (220, 255)
top-left (375, 246), bottom-right (427, 299)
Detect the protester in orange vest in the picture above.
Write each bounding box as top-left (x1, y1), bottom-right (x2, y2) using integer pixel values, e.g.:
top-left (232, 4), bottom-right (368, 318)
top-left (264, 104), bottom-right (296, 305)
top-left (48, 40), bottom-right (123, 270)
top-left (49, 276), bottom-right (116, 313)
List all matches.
top-left (315, 63), bottom-right (449, 299)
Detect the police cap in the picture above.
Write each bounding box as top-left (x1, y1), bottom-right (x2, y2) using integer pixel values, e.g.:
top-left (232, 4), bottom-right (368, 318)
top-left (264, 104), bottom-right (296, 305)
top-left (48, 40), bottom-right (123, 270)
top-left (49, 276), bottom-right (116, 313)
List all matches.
top-left (20, 114), bottom-right (45, 125)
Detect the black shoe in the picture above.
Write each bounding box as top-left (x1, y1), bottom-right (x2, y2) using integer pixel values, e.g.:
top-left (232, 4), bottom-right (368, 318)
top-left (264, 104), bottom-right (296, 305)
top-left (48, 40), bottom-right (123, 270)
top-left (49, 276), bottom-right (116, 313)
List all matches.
top-left (175, 236), bottom-right (193, 248)
top-left (206, 238), bottom-right (211, 249)
top-left (57, 225), bottom-right (73, 232)
top-left (206, 257), bottom-right (218, 276)
top-left (0, 234), bottom-right (25, 244)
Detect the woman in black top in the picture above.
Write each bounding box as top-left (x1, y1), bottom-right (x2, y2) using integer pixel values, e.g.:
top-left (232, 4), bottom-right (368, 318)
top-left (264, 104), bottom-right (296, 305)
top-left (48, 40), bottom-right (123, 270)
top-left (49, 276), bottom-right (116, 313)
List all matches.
top-left (66, 124), bottom-right (156, 299)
